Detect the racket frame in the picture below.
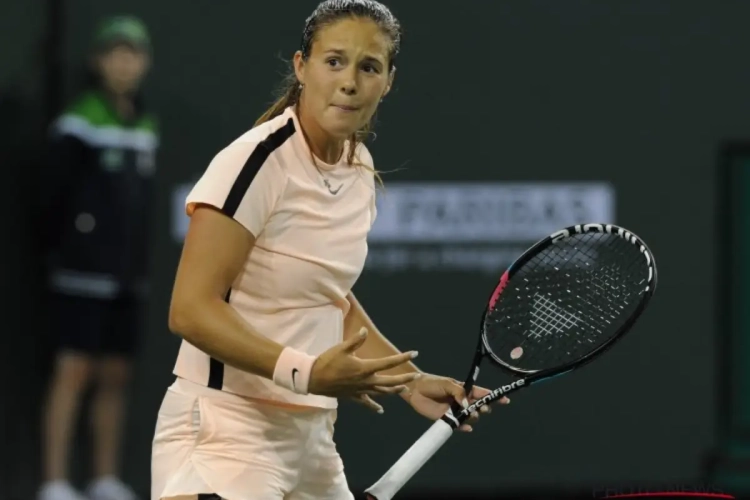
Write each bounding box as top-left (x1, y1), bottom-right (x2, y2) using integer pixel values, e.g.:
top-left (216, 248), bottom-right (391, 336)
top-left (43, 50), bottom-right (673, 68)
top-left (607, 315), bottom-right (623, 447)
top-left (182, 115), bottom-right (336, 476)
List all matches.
top-left (447, 222), bottom-right (658, 424)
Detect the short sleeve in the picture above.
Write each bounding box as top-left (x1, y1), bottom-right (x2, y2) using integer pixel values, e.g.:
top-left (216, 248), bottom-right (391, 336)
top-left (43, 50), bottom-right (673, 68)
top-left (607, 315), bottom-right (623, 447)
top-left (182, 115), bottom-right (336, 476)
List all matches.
top-left (186, 141), bottom-right (288, 237)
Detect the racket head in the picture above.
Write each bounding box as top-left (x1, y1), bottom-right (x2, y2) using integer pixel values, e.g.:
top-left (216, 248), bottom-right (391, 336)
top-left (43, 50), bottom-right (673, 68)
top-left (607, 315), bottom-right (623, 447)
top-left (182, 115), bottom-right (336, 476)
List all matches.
top-left (480, 223), bottom-right (657, 379)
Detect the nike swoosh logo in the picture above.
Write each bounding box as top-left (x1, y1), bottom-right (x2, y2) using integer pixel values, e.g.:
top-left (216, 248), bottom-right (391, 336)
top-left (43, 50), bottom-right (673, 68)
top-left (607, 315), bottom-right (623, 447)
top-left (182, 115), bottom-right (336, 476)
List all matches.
top-left (292, 368), bottom-right (299, 390)
top-left (323, 179), bottom-right (343, 195)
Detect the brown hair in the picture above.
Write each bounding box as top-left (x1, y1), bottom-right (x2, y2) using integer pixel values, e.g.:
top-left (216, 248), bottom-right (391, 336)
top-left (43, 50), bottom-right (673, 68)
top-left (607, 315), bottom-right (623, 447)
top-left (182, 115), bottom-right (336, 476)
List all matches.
top-left (255, 0), bottom-right (402, 185)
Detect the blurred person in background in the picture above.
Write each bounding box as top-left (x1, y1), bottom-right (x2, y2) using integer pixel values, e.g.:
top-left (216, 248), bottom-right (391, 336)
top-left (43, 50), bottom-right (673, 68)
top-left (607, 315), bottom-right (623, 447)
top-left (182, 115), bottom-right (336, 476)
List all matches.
top-left (37, 15), bottom-right (158, 500)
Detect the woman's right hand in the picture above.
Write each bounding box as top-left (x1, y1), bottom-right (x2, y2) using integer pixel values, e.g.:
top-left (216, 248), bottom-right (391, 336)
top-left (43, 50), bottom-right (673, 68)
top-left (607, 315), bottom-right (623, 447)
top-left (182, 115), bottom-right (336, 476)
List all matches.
top-left (308, 327), bottom-right (420, 413)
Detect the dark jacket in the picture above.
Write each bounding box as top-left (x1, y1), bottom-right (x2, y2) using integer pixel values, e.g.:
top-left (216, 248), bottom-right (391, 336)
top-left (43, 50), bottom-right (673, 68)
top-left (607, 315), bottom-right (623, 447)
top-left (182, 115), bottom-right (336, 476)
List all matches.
top-left (40, 89), bottom-right (159, 300)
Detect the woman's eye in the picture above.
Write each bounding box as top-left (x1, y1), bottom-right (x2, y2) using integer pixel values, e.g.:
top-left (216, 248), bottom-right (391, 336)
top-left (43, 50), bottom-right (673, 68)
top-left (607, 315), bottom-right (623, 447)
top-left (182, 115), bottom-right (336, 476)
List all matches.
top-left (327, 58), bottom-right (341, 67)
top-left (362, 64), bottom-right (380, 74)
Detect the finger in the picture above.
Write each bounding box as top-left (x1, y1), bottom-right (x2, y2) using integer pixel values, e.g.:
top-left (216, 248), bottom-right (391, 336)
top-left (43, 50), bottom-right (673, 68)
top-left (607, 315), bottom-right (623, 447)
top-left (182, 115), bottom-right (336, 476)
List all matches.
top-left (497, 396), bottom-right (511, 405)
top-left (359, 390), bottom-right (385, 396)
top-left (459, 424), bottom-right (473, 432)
top-left (354, 394), bottom-right (384, 414)
top-left (466, 411), bottom-right (479, 425)
top-left (480, 404), bottom-right (491, 415)
top-left (342, 327), bottom-right (369, 353)
top-left (469, 385), bottom-right (491, 399)
top-left (446, 380), bottom-right (468, 408)
top-left (366, 372), bottom-right (421, 388)
top-left (369, 385), bottom-right (409, 395)
top-left (358, 385), bottom-right (409, 396)
top-left (360, 351), bottom-right (418, 375)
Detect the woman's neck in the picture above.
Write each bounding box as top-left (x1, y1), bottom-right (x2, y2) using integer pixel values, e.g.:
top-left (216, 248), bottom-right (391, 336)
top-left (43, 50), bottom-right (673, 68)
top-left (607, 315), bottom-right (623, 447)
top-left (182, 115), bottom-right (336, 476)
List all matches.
top-left (296, 104), bottom-right (344, 165)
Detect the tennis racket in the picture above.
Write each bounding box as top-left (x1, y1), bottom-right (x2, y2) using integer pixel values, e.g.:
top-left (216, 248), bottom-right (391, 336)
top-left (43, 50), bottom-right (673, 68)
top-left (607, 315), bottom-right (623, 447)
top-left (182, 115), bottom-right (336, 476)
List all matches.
top-left (364, 223), bottom-right (658, 500)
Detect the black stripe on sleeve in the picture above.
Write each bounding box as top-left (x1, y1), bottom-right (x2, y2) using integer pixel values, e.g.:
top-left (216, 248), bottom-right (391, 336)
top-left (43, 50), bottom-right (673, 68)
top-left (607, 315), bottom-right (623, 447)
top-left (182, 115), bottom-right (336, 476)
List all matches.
top-left (207, 119), bottom-right (295, 391)
top-left (222, 118), bottom-right (296, 217)
top-left (207, 288), bottom-right (233, 390)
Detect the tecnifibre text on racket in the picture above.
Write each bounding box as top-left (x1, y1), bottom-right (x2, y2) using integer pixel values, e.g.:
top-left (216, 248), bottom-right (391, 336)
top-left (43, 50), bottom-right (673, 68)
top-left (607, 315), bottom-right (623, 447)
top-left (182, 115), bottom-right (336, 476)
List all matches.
top-left (365, 223), bottom-right (658, 500)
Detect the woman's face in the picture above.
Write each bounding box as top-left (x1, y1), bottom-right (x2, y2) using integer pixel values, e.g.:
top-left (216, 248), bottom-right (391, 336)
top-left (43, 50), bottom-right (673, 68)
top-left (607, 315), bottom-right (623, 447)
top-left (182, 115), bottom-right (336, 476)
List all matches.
top-left (294, 16), bottom-right (394, 139)
top-left (97, 44), bottom-right (150, 95)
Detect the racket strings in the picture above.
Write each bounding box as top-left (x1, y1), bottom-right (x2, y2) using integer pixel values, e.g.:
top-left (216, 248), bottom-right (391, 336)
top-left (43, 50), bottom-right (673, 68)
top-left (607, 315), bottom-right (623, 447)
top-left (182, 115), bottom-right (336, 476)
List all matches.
top-left (506, 234), bottom-right (645, 368)
top-left (500, 234), bottom-right (645, 369)
top-left (484, 232), bottom-right (650, 372)
top-left (490, 232), bottom-right (620, 337)
top-left (528, 244), bottom-right (645, 369)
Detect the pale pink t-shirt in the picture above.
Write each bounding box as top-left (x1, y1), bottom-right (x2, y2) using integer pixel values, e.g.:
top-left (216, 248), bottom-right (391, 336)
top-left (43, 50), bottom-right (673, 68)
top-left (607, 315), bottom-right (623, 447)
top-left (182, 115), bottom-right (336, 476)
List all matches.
top-left (173, 107), bottom-right (377, 409)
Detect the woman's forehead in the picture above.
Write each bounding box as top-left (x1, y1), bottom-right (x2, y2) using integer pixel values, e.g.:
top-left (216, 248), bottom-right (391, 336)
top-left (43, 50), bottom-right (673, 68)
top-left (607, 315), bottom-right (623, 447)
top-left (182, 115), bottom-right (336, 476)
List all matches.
top-left (313, 17), bottom-right (391, 58)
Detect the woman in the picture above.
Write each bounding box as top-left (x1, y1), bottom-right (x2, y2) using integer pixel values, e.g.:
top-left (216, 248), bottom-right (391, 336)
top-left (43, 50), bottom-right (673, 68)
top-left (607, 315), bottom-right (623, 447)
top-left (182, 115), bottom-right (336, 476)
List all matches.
top-left (39, 15), bottom-right (155, 500)
top-left (152, 2), bottom-right (506, 499)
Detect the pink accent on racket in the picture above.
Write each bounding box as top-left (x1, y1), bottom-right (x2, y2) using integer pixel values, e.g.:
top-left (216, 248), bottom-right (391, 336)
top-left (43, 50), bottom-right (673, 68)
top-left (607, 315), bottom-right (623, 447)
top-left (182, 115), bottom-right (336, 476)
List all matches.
top-left (489, 271), bottom-right (510, 308)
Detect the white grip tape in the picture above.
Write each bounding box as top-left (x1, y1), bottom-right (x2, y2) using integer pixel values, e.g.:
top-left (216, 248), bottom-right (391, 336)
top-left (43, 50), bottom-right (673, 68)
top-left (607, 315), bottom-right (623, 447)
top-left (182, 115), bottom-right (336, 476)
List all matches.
top-left (365, 419), bottom-right (454, 500)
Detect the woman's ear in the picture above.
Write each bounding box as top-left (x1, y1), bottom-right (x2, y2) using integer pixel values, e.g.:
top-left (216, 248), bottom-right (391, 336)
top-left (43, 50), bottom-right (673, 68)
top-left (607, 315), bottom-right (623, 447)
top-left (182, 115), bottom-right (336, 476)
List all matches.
top-left (383, 65), bottom-right (396, 97)
top-left (293, 50), bottom-right (306, 87)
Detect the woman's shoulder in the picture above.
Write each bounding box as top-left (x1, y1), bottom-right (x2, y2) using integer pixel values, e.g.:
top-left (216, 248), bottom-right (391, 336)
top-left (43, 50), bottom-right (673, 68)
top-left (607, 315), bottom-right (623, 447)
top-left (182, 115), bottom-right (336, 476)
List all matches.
top-left (354, 140), bottom-right (374, 167)
top-left (352, 141), bottom-right (377, 188)
top-left (209, 115), bottom-right (294, 173)
top-left (234, 111), bottom-right (295, 147)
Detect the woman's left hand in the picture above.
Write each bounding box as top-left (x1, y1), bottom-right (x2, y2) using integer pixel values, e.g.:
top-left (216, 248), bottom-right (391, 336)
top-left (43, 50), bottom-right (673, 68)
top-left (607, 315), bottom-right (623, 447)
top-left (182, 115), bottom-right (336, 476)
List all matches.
top-left (403, 374), bottom-right (510, 432)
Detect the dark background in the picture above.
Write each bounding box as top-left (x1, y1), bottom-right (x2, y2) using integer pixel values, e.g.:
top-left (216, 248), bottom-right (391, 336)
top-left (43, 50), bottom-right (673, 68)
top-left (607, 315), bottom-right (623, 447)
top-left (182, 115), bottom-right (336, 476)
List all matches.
top-left (2, 0), bottom-right (749, 498)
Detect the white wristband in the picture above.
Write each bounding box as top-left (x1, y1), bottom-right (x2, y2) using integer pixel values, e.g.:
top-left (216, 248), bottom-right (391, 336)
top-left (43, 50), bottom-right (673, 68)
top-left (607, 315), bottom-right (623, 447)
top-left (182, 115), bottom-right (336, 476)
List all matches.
top-left (272, 347), bottom-right (317, 395)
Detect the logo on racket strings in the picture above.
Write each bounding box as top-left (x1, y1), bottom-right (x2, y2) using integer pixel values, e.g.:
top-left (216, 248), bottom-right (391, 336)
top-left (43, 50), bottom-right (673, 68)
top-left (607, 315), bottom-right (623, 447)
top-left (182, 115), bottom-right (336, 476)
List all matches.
top-left (549, 223), bottom-right (654, 284)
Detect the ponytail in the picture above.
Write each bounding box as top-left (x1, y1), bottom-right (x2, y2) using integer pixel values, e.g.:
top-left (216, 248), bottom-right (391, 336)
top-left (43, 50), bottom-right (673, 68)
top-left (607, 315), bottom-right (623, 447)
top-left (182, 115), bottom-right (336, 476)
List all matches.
top-left (254, 73), bottom-right (301, 127)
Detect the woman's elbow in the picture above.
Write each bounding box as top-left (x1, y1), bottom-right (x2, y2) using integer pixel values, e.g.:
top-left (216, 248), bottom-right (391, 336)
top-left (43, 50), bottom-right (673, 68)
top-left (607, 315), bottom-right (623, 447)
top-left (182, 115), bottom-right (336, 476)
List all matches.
top-left (168, 294), bottom-right (198, 338)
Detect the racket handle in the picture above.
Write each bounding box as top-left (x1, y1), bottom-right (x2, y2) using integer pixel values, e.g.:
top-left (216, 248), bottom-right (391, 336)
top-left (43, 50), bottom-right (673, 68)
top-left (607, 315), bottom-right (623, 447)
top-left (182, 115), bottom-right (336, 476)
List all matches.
top-left (364, 418), bottom-right (454, 500)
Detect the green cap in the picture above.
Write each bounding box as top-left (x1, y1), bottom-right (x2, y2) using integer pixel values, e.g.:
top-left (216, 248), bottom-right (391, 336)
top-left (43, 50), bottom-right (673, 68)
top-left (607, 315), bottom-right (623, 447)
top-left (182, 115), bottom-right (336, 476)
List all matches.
top-left (94, 15), bottom-right (151, 52)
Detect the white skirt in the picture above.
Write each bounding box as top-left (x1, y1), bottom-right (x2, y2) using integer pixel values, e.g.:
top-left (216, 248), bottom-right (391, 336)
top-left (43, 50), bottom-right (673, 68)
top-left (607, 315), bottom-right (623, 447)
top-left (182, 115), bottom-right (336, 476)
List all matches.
top-left (151, 377), bottom-right (353, 500)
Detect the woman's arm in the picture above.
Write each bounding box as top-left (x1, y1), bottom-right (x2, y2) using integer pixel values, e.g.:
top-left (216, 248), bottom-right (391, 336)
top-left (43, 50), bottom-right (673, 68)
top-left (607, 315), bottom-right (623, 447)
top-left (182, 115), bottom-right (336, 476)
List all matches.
top-left (343, 292), bottom-right (422, 399)
top-left (343, 293), bottom-right (509, 424)
top-left (168, 205), bottom-right (286, 379)
top-left (169, 206), bottom-right (417, 401)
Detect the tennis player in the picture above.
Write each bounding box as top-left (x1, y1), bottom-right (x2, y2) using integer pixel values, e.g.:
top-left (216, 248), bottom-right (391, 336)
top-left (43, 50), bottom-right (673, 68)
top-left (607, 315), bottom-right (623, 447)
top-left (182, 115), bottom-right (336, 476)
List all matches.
top-left (151, 1), bottom-right (508, 499)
